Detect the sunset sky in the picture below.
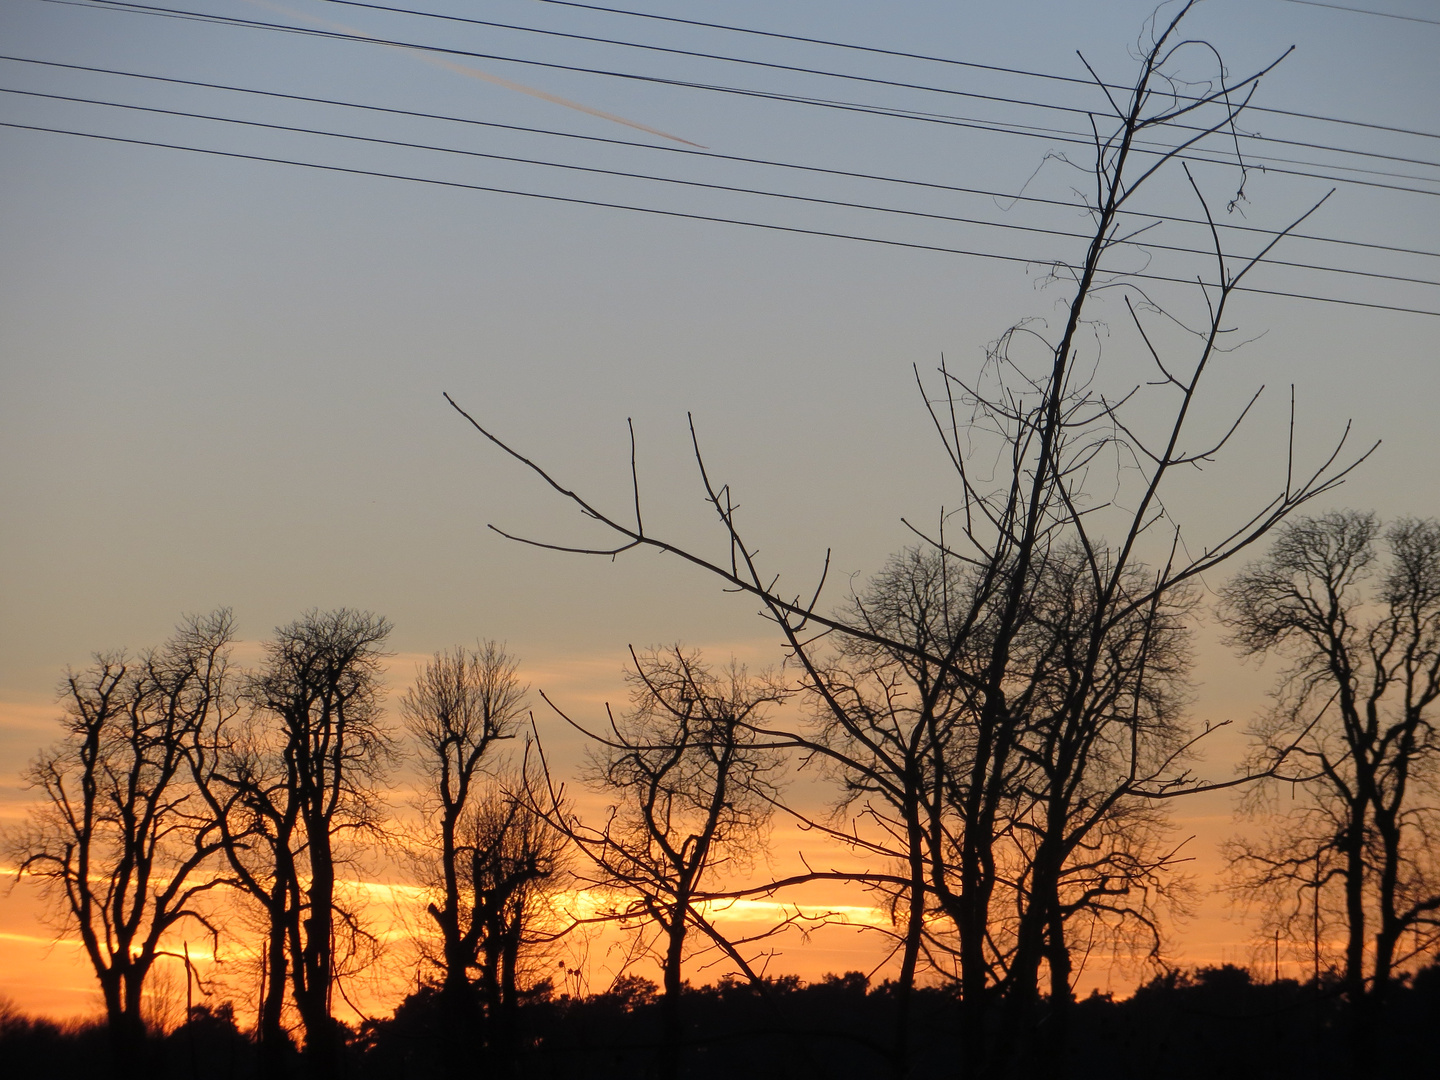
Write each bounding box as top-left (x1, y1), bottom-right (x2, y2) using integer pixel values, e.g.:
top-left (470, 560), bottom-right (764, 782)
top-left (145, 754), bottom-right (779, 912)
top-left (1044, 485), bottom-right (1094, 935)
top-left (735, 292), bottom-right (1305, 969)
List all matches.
top-left (2, 0), bottom-right (1437, 1023)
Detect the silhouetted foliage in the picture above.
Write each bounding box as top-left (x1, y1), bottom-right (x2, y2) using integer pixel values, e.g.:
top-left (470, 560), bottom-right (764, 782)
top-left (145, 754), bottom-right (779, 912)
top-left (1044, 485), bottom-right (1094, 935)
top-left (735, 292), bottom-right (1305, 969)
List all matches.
top-left (3, 611), bottom-right (237, 1080)
top-left (403, 642), bottom-right (535, 1078)
top-left (534, 646), bottom-right (787, 1080)
top-left (10, 964), bottom-right (1438, 1079)
top-left (1220, 511), bottom-right (1440, 1077)
top-left (353, 961), bottom-right (1440, 1080)
top-left (161, 1003), bottom-right (254, 1080)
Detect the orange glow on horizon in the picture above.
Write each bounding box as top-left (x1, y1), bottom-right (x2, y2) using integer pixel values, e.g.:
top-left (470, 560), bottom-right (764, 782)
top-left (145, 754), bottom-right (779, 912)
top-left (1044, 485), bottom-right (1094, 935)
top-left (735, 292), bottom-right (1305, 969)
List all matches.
top-left (0, 636), bottom-right (1299, 1026)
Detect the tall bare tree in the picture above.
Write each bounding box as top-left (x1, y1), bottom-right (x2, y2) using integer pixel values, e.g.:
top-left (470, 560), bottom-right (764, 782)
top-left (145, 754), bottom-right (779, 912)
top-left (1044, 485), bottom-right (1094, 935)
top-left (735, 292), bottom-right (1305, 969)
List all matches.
top-left (992, 546), bottom-right (1197, 1055)
top-left (782, 545), bottom-right (988, 1077)
top-left (259, 608), bottom-right (392, 1079)
top-left (1221, 511), bottom-right (1440, 1077)
top-left (448, 4), bottom-right (1369, 1075)
top-left (197, 609), bottom-right (392, 1080)
top-left (402, 642), bottom-right (530, 1078)
top-left (465, 785), bottom-right (568, 1070)
top-left (535, 648), bottom-right (785, 1080)
top-left (5, 611), bottom-right (236, 1080)
top-left (189, 689), bottom-right (299, 1078)
top-left (790, 544), bottom-right (1194, 1073)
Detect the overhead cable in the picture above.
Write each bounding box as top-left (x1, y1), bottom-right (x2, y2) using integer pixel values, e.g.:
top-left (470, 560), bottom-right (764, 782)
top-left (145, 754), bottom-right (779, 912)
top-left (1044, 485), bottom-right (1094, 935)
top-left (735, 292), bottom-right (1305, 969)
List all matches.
top-left (33, 0), bottom-right (1440, 197)
top-left (7, 83), bottom-right (1438, 293)
top-left (528, 0), bottom-right (1440, 139)
top-left (1275, 0), bottom-right (1440, 27)
top-left (317, 0), bottom-right (1440, 173)
top-left (5, 53), bottom-right (1436, 263)
top-left (4, 118), bottom-right (1437, 318)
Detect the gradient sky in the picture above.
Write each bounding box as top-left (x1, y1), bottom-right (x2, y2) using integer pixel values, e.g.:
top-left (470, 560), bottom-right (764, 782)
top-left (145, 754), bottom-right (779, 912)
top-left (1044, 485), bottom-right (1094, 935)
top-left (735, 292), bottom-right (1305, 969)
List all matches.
top-left (2, 0), bottom-right (1438, 1020)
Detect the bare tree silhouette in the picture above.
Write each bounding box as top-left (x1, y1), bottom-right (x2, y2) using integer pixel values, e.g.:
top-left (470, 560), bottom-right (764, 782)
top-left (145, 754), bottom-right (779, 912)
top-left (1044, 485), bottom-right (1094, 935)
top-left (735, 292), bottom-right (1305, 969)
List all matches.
top-left (5, 611), bottom-right (236, 1080)
top-left (795, 544), bottom-right (1196, 1073)
top-left (402, 642), bottom-right (537, 1077)
top-left (194, 609), bottom-right (393, 1080)
top-left (1221, 511), bottom-right (1440, 1078)
top-left (447, 4), bottom-right (1373, 1075)
top-left (533, 647), bottom-right (786, 1080)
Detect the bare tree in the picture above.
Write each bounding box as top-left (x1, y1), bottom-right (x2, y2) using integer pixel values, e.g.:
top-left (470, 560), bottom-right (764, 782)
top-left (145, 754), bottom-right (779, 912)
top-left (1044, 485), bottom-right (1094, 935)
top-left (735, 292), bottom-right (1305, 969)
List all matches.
top-left (198, 609), bottom-right (392, 1080)
top-left (402, 642), bottom-right (530, 1078)
top-left (189, 690), bottom-right (301, 1078)
top-left (787, 545), bottom-right (987, 1077)
top-left (534, 648), bottom-right (786, 1080)
top-left (5, 611), bottom-right (236, 1080)
top-left (464, 784), bottom-right (569, 1070)
top-left (1220, 511), bottom-right (1440, 1077)
top-left (792, 544), bottom-right (1194, 1073)
top-left (993, 545), bottom-right (1197, 1059)
top-left (448, 4), bottom-right (1369, 1076)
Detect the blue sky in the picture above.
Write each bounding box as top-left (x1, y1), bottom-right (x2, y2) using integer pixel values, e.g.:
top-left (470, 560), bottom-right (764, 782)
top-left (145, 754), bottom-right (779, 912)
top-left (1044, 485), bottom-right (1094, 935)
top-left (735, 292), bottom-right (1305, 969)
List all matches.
top-left (2, 0), bottom-right (1436, 683)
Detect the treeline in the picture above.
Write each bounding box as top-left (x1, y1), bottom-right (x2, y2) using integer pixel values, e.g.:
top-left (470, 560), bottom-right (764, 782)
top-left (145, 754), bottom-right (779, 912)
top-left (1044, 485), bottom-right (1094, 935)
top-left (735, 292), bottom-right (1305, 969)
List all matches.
top-left (4, 560), bottom-right (1436, 1080)
top-left (1, 613), bottom-right (570, 1080)
top-left (3, 964), bottom-right (1437, 1080)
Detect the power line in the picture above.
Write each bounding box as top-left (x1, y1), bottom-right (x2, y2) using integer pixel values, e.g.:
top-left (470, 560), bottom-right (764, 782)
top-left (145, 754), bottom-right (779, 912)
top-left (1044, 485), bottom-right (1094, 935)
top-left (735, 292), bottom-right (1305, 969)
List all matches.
top-left (699, 86), bottom-right (1440, 196)
top-left (6, 52), bottom-right (1437, 264)
top-left (331, 0), bottom-right (1122, 124)
top-left (318, 0), bottom-right (1440, 173)
top-left (8, 82), bottom-right (1439, 293)
top-left (66, 0), bottom-right (1440, 179)
top-left (529, 0), bottom-right (1440, 140)
top-left (4, 117), bottom-right (1436, 318)
top-left (1275, 0), bottom-right (1440, 27)
top-left (35, 0), bottom-right (1440, 198)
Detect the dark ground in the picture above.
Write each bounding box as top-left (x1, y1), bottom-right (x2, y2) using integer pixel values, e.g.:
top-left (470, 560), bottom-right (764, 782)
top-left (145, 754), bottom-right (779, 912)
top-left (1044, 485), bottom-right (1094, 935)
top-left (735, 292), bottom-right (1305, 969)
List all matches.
top-left (3, 964), bottom-right (1436, 1079)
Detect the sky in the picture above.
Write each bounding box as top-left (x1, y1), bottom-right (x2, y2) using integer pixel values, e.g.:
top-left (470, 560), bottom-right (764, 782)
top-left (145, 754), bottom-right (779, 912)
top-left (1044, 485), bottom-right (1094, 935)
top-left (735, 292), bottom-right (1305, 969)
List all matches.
top-left (1, 0), bottom-right (1438, 1022)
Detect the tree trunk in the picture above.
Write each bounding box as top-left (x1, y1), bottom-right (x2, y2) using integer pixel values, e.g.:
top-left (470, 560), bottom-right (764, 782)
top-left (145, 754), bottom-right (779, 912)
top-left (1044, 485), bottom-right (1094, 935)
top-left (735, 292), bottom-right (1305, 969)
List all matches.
top-left (432, 875), bottom-right (483, 1080)
top-left (107, 1011), bottom-right (148, 1080)
top-left (1043, 903), bottom-right (1075, 1074)
top-left (891, 828), bottom-right (926, 1080)
top-left (494, 918), bottom-right (522, 1076)
top-left (292, 923), bottom-right (339, 1080)
top-left (1341, 814), bottom-right (1372, 1080)
top-left (479, 916), bottom-right (505, 1074)
top-left (1372, 802), bottom-right (1403, 1002)
top-left (996, 844), bottom-right (1062, 1075)
top-left (439, 964), bottom-right (482, 1080)
top-left (99, 968), bottom-right (146, 1080)
top-left (295, 825), bottom-right (339, 1080)
top-left (658, 905), bottom-right (688, 1080)
top-left (258, 897), bottom-right (292, 1080)
top-left (955, 866), bottom-right (991, 1080)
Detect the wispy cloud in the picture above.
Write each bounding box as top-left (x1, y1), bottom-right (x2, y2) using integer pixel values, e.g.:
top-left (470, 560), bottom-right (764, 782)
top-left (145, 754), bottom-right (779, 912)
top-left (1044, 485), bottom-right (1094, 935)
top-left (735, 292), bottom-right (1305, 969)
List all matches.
top-left (240, 0), bottom-right (704, 147)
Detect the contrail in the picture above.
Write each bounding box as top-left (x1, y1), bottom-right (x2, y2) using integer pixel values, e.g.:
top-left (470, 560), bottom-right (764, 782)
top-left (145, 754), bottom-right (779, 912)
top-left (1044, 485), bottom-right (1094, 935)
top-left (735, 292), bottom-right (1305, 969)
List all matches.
top-left (240, 0), bottom-right (705, 147)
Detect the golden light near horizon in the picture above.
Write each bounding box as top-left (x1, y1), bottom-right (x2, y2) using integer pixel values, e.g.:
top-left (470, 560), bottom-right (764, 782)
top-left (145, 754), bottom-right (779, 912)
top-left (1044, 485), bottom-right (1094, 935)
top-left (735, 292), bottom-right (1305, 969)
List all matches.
top-left (0, 640), bottom-right (1320, 1025)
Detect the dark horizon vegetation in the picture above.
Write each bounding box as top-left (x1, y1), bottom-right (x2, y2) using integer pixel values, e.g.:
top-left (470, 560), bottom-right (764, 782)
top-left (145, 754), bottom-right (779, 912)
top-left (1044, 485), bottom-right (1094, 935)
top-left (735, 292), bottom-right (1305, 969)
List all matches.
top-left (2, 961), bottom-right (1437, 1080)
